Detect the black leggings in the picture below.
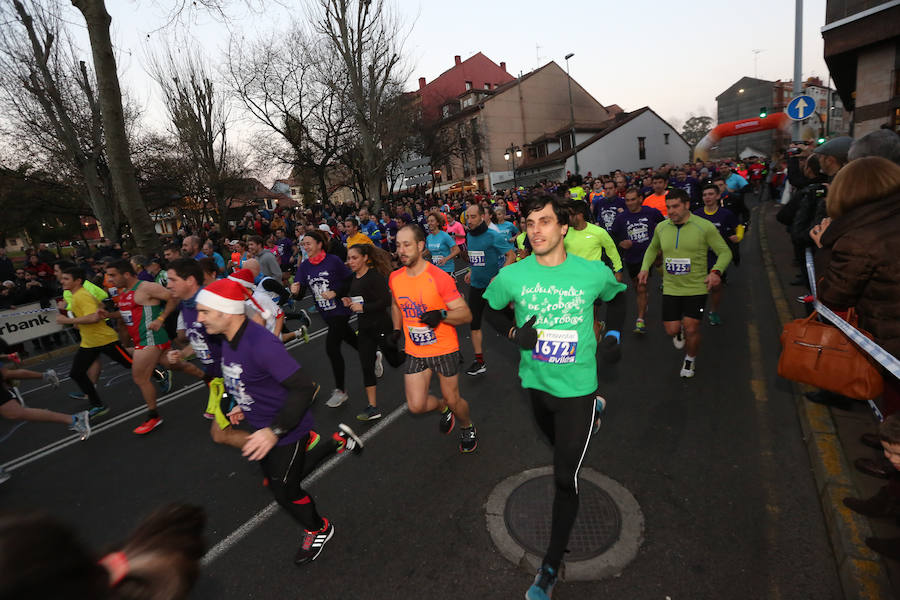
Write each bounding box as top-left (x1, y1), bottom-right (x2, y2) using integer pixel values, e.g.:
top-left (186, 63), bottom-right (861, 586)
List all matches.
top-left (260, 432), bottom-right (339, 531)
top-left (70, 341), bottom-right (133, 407)
top-left (356, 323), bottom-right (405, 387)
top-left (528, 389), bottom-right (595, 570)
top-left (324, 315), bottom-right (358, 391)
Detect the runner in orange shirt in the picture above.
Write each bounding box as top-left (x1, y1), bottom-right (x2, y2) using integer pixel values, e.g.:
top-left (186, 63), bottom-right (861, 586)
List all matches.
top-left (643, 173), bottom-right (669, 217)
top-left (389, 224), bottom-right (478, 453)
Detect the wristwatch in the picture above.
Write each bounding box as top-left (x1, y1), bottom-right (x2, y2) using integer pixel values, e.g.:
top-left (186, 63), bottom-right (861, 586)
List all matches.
top-left (710, 269), bottom-right (722, 276)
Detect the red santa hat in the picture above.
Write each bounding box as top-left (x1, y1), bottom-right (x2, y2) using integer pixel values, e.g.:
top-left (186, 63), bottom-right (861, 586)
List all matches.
top-left (227, 269), bottom-right (256, 290)
top-left (196, 279), bottom-right (246, 315)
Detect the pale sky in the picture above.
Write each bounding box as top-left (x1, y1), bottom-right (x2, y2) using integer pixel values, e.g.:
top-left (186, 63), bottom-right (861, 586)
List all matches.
top-left (58, 0), bottom-right (830, 170)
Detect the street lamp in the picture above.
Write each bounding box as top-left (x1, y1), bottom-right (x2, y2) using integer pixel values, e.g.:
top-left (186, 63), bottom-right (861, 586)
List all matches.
top-left (564, 52), bottom-right (579, 176)
top-left (504, 143), bottom-right (523, 189)
top-left (735, 88), bottom-right (745, 158)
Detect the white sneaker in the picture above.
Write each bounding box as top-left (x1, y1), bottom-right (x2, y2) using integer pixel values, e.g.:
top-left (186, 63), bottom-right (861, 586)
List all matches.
top-left (672, 330), bottom-right (686, 350)
top-left (680, 359), bottom-right (695, 378)
top-left (374, 351), bottom-right (384, 378)
top-left (69, 410), bottom-right (91, 440)
top-left (325, 389), bottom-right (349, 408)
top-left (43, 369), bottom-right (60, 389)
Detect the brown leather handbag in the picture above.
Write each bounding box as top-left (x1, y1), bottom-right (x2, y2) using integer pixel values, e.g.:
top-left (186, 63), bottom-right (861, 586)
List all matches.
top-left (778, 309), bottom-right (884, 401)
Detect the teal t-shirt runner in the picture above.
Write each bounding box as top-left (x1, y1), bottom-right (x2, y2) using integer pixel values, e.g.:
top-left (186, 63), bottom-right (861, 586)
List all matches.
top-left (466, 228), bottom-right (512, 289)
top-left (484, 253), bottom-right (626, 397)
top-left (426, 230), bottom-right (457, 274)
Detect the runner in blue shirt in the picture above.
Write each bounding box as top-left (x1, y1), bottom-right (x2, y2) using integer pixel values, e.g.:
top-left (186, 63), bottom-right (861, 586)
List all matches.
top-left (425, 212), bottom-right (459, 275)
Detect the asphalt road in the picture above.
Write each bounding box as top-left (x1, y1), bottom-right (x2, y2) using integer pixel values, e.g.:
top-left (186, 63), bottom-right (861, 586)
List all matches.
top-left (0, 207), bottom-right (842, 599)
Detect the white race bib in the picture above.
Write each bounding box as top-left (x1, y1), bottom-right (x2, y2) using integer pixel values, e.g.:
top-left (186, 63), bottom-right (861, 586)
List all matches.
top-left (350, 296), bottom-right (365, 305)
top-left (665, 257), bottom-right (691, 275)
top-left (120, 309), bottom-right (134, 327)
top-left (407, 325), bottom-right (437, 346)
top-left (468, 250), bottom-right (486, 267)
top-left (531, 329), bottom-right (578, 364)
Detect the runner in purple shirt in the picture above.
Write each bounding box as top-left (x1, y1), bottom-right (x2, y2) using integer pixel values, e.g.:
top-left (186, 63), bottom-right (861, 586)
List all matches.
top-left (196, 277), bottom-right (363, 567)
top-left (610, 188), bottom-right (664, 334)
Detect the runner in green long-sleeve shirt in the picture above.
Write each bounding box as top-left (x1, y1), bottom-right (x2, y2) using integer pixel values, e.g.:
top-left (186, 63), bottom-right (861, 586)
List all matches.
top-left (638, 188), bottom-right (731, 379)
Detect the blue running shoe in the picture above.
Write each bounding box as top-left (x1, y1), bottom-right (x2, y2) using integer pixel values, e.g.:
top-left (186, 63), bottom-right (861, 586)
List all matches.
top-left (592, 395), bottom-right (606, 436)
top-left (525, 565), bottom-right (558, 599)
top-left (88, 404), bottom-right (109, 419)
top-left (156, 369), bottom-right (173, 394)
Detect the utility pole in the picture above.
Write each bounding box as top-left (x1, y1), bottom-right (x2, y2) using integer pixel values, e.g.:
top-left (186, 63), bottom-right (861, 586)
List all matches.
top-left (792, 0), bottom-right (803, 141)
top-left (565, 53), bottom-right (579, 176)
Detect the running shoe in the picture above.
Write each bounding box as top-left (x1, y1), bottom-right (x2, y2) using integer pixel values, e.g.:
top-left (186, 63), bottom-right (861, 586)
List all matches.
top-left (680, 359), bottom-right (695, 379)
top-left (69, 410), bottom-right (91, 440)
top-left (300, 326), bottom-right (310, 344)
top-left (374, 350), bottom-right (384, 378)
top-left (672, 329), bottom-right (686, 350)
top-left (526, 564), bottom-right (558, 600)
top-left (70, 392), bottom-right (88, 401)
top-left (632, 319), bottom-right (646, 335)
top-left (155, 369), bottom-right (174, 394)
top-left (298, 309), bottom-right (312, 330)
top-left (306, 430), bottom-right (320, 452)
top-left (133, 416), bottom-right (164, 435)
top-left (459, 425), bottom-right (477, 453)
top-left (334, 423), bottom-right (364, 455)
top-left (7, 352), bottom-right (21, 365)
top-left (0, 467), bottom-right (10, 485)
top-left (87, 404), bottom-right (109, 419)
top-left (708, 312), bottom-right (721, 326)
top-left (466, 359), bottom-right (487, 376)
top-left (592, 396), bottom-right (607, 436)
top-left (325, 389), bottom-right (349, 408)
top-left (439, 406), bottom-right (455, 434)
top-left (43, 369), bottom-right (60, 388)
top-left (294, 517), bottom-right (334, 566)
top-left (357, 405), bottom-right (383, 421)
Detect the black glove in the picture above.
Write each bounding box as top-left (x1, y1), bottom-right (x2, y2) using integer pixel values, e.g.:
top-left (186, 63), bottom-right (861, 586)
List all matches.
top-left (419, 309), bottom-right (447, 328)
top-left (385, 329), bottom-right (403, 351)
top-left (599, 331), bottom-right (621, 364)
top-left (511, 315), bottom-right (538, 350)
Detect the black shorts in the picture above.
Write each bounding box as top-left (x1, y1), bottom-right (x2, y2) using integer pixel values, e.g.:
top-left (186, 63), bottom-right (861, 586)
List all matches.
top-left (625, 262), bottom-right (647, 280)
top-left (406, 351), bottom-right (461, 377)
top-left (661, 294), bottom-right (707, 322)
top-left (469, 287), bottom-right (487, 331)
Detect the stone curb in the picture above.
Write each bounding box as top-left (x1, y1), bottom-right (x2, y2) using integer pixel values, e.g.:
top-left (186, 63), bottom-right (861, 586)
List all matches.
top-left (757, 203), bottom-right (892, 599)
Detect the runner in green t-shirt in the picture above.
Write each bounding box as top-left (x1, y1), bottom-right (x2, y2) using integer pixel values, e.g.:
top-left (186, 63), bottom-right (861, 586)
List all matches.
top-left (638, 188), bottom-right (732, 378)
top-left (483, 193), bottom-right (627, 600)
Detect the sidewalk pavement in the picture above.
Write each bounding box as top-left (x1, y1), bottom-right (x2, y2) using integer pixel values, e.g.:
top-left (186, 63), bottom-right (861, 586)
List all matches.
top-left (759, 198), bottom-right (896, 599)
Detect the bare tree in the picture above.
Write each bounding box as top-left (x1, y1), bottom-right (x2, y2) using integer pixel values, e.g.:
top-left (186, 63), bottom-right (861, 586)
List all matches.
top-left (71, 0), bottom-right (159, 253)
top-left (0, 0), bottom-right (123, 240)
top-left (227, 27), bottom-right (352, 205)
top-left (311, 0), bottom-right (411, 210)
top-left (149, 48), bottom-right (246, 232)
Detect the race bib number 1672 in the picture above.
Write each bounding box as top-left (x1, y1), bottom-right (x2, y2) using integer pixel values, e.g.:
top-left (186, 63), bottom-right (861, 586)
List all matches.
top-left (532, 329), bottom-right (578, 364)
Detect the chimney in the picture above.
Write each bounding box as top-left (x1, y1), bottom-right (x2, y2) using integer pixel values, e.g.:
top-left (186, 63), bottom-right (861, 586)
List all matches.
top-left (418, 77), bottom-right (426, 90)
top-left (500, 61), bottom-right (506, 72)
top-left (454, 55), bottom-right (461, 66)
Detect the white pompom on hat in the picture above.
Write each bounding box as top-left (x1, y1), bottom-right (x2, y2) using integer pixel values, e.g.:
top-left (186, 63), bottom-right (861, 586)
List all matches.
top-left (196, 279), bottom-right (247, 315)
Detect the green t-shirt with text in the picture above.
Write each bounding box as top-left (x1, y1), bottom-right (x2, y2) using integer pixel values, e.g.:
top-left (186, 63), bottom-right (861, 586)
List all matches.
top-left (484, 253), bottom-right (625, 397)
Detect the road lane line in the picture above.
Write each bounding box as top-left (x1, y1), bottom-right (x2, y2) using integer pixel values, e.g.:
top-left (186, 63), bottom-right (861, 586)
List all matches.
top-left (1, 325), bottom-right (336, 470)
top-left (201, 402), bottom-right (410, 566)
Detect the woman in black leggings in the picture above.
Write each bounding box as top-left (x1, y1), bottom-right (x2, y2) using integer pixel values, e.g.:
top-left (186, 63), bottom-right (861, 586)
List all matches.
top-left (290, 231), bottom-right (357, 408)
top-left (342, 244), bottom-right (404, 421)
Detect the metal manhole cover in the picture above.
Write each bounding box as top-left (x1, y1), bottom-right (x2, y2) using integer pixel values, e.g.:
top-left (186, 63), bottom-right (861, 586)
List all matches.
top-left (504, 474), bottom-right (621, 561)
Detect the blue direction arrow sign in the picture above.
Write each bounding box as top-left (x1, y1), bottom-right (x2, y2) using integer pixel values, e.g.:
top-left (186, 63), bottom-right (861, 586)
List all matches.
top-left (786, 94), bottom-right (816, 121)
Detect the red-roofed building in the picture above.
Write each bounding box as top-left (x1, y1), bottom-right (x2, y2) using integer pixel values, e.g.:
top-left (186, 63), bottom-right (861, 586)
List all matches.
top-left (417, 53), bottom-right (515, 123)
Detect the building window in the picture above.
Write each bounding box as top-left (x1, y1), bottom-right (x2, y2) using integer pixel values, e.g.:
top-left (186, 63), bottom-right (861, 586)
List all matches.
top-left (465, 81), bottom-right (472, 91)
top-left (463, 159), bottom-right (471, 178)
top-left (560, 134), bottom-right (573, 151)
top-left (445, 165), bottom-right (452, 180)
top-left (475, 149), bottom-right (483, 174)
top-left (664, 133), bottom-right (670, 145)
top-left (484, 83), bottom-right (490, 90)
top-left (638, 137), bottom-right (646, 160)
top-left (442, 105), bottom-right (450, 118)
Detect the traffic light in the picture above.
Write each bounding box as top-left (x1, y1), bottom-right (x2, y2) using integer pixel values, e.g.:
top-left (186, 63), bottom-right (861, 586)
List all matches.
top-left (759, 107), bottom-right (768, 118)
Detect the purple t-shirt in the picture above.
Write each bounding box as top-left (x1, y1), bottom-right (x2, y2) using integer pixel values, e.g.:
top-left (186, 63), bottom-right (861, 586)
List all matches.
top-left (276, 237), bottom-right (294, 266)
top-left (221, 320), bottom-right (312, 446)
top-left (295, 254), bottom-right (352, 316)
top-left (610, 206), bottom-right (665, 264)
top-left (693, 206), bottom-right (737, 267)
top-left (178, 294), bottom-right (222, 377)
top-left (594, 196), bottom-right (627, 232)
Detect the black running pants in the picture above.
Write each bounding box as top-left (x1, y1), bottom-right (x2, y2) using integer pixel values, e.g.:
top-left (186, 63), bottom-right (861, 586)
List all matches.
top-left (324, 315), bottom-right (358, 391)
top-left (527, 389), bottom-right (595, 570)
top-left (70, 341), bottom-right (133, 407)
top-left (260, 432), bottom-right (338, 532)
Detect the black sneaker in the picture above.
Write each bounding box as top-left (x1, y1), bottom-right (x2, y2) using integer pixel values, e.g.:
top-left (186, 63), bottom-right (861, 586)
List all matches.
top-left (459, 425), bottom-right (477, 453)
top-left (439, 407), bottom-right (455, 434)
top-left (466, 359), bottom-right (486, 376)
top-left (294, 518), bottom-right (334, 566)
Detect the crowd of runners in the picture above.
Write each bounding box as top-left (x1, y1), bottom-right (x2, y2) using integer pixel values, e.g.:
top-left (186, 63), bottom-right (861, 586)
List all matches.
top-left (1, 156), bottom-right (765, 599)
